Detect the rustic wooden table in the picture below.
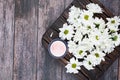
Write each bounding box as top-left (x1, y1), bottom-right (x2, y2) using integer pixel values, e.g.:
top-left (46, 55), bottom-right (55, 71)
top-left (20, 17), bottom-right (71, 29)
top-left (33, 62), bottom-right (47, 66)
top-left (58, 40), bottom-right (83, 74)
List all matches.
top-left (0, 0), bottom-right (120, 80)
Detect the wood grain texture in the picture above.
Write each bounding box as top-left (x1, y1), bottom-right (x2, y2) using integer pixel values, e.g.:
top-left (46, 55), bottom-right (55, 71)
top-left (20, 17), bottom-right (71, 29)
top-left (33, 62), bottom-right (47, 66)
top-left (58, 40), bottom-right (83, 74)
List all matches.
top-left (0, 0), bottom-right (120, 80)
top-left (13, 0), bottom-right (37, 80)
top-left (0, 0), bottom-right (14, 80)
top-left (37, 0), bottom-right (65, 80)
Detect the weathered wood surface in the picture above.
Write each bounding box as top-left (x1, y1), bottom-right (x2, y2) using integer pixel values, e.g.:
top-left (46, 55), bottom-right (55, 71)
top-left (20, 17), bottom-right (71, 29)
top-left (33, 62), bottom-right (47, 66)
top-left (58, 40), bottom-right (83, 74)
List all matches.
top-left (0, 0), bottom-right (120, 80)
top-left (0, 0), bottom-right (14, 80)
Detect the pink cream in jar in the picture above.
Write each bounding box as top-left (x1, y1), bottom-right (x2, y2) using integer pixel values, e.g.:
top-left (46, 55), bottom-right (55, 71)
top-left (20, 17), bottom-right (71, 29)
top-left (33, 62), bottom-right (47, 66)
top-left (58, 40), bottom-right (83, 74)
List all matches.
top-left (48, 39), bottom-right (67, 58)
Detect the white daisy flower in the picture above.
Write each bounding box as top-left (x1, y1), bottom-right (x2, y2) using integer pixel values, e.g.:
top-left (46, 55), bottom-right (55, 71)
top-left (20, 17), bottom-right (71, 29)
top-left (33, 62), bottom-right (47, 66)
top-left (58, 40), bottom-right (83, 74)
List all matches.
top-left (79, 10), bottom-right (93, 24)
top-left (106, 16), bottom-right (120, 33)
top-left (73, 45), bottom-right (88, 59)
top-left (68, 41), bottom-right (77, 53)
top-left (83, 60), bottom-right (94, 70)
top-left (96, 30), bottom-right (115, 53)
top-left (91, 49), bottom-right (105, 65)
top-left (110, 33), bottom-right (120, 46)
top-left (73, 29), bottom-right (83, 42)
top-left (84, 54), bottom-right (102, 67)
top-left (59, 23), bottom-right (74, 40)
top-left (67, 6), bottom-right (82, 25)
top-left (79, 38), bottom-right (94, 51)
top-left (70, 5), bottom-right (81, 13)
top-left (108, 26), bottom-right (119, 33)
top-left (75, 26), bottom-right (87, 35)
top-left (89, 29), bottom-right (103, 46)
top-left (83, 21), bottom-right (95, 29)
top-left (82, 55), bottom-right (96, 70)
top-left (86, 3), bottom-right (102, 13)
top-left (67, 17), bottom-right (78, 26)
top-left (73, 21), bottom-right (82, 30)
top-left (65, 58), bottom-right (82, 74)
top-left (93, 17), bottom-right (106, 30)
top-left (80, 22), bottom-right (96, 35)
top-left (106, 16), bottom-right (120, 27)
top-left (100, 39), bottom-right (115, 53)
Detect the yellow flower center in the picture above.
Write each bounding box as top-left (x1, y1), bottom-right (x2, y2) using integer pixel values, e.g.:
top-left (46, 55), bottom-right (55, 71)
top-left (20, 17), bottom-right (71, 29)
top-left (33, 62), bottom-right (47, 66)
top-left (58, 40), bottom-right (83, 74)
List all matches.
top-left (84, 15), bottom-right (89, 20)
top-left (95, 53), bottom-right (99, 58)
top-left (79, 50), bottom-right (83, 55)
top-left (72, 63), bottom-right (77, 68)
top-left (64, 30), bottom-right (69, 35)
top-left (111, 20), bottom-right (115, 24)
top-left (95, 35), bottom-right (99, 40)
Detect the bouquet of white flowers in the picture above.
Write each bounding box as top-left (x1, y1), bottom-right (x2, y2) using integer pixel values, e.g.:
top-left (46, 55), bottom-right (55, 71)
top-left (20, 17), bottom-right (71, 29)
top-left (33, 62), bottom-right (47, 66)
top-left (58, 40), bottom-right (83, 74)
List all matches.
top-left (59, 3), bottom-right (120, 74)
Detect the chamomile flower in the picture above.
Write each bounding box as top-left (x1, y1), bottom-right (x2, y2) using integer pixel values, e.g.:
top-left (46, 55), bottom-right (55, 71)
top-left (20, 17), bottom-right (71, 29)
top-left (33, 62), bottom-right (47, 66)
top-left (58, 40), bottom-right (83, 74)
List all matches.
top-left (65, 58), bottom-right (82, 73)
top-left (108, 26), bottom-right (119, 33)
top-left (59, 23), bottom-right (74, 40)
top-left (89, 29), bottom-right (103, 46)
top-left (79, 38), bottom-right (94, 51)
top-left (80, 10), bottom-right (93, 24)
top-left (73, 45), bottom-right (88, 59)
top-left (106, 16), bottom-right (120, 27)
top-left (83, 60), bottom-right (94, 70)
top-left (106, 16), bottom-right (120, 33)
top-left (86, 3), bottom-right (102, 13)
top-left (83, 21), bottom-right (95, 29)
top-left (86, 55), bottom-right (98, 66)
top-left (67, 6), bottom-right (81, 25)
top-left (93, 17), bottom-right (106, 30)
top-left (73, 29), bottom-right (83, 42)
top-left (100, 39), bottom-right (115, 53)
top-left (68, 41), bottom-right (77, 53)
top-left (95, 30), bottom-right (115, 53)
top-left (80, 22), bottom-right (95, 35)
top-left (73, 21), bottom-right (82, 29)
top-left (82, 55), bottom-right (96, 70)
top-left (91, 50), bottom-right (105, 65)
top-left (76, 26), bottom-right (87, 35)
top-left (70, 5), bottom-right (81, 14)
top-left (110, 33), bottom-right (120, 46)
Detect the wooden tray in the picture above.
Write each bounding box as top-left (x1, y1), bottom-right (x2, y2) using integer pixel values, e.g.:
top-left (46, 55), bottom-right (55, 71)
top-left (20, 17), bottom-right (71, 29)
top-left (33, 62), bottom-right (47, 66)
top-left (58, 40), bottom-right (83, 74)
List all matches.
top-left (42, 0), bottom-right (120, 80)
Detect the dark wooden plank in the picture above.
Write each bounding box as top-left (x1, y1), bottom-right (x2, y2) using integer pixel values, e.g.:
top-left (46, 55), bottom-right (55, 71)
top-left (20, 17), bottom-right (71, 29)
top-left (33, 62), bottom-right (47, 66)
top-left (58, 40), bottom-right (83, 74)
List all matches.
top-left (0, 0), bottom-right (14, 80)
top-left (99, 59), bottom-right (118, 80)
top-left (13, 0), bottom-right (37, 80)
top-left (37, 0), bottom-right (65, 80)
